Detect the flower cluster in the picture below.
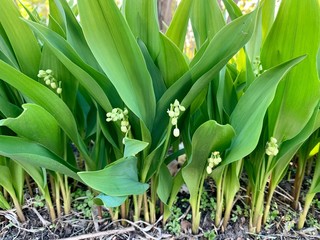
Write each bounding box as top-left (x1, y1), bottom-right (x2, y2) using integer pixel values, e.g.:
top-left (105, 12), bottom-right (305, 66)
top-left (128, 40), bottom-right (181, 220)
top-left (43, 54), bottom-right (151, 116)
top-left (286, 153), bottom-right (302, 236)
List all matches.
top-left (252, 56), bottom-right (263, 77)
top-left (167, 99), bottom-right (185, 137)
top-left (266, 137), bottom-right (279, 156)
top-left (106, 108), bottom-right (130, 143)
top-left (37, 69), bottom-right (62, 94)
top-left (206, 151), bottom-right (222, 174)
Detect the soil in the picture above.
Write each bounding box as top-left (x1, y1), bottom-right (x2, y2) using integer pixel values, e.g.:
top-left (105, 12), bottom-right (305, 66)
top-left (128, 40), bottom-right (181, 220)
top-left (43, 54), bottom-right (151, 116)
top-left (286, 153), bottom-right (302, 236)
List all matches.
top-left (1, 177), bottom-right (320, 239)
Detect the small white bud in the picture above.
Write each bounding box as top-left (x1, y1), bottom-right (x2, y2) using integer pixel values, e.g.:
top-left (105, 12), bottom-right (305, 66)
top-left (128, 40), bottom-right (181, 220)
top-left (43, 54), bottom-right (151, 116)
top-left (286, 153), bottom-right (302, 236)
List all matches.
top-left (51, 82), bottom-right (57, 89)
top-left (123, 108), bottom-right (128, 115)
top-left (106, 117), bottom-right (112, 122)
top-left (167, 110), bottom-right (175, 118)
top-left (209, 162), bottom-right (214, 168)
top-left (45, 80), bottom-right (51, 85)
top-left (213, 157), bottom-right (222, 165)
top-left (46, 69), bottom-right (53, 74)
top-left (179, 105), bottom-right (186, 111)
top-left (121, 125), bottom-right (127, 133)
top-left (56, 88), bottom-right (62, 94)
top-left (206, 166), bottom-right (212, 174)
top-left (171, 117), bottom-right (178, 125)
top-left (106, 112), bottom-right (112, 117)
top-left (208, 157), bottom-right (214, 164)
top-left (174, 99), bottom-right (180, 107)
top-left (173, 127), bottom-right (180, 137)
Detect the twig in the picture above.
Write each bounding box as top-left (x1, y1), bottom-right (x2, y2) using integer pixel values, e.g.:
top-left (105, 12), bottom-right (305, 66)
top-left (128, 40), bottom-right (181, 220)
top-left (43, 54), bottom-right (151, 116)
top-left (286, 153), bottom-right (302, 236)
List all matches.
top-left (59, 226), bottom-right (135, 240)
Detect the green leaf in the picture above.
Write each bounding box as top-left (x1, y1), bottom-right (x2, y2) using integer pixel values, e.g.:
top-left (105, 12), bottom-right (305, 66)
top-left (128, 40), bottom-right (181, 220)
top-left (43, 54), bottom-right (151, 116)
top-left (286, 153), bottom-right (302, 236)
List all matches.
top-left (221, 56), bottom-right (305, 167)
top-left (123, 138), bottom-right (149, 158)
top-left (124, 0), bottom-right (160, 60)
top-left (78, 156), bottom-right (149, 196)
top-left (182, 120), bottom-right (235, 207)
top-left (156, 33), bottom-right (189, 87)
top-left (0, 191), bottom-right (10, 210)
top-left (191, 0), bottom-right (225, 49)
top-left (166, 0), bottom-right (193, 50)
top-left (94, 194), bottom-right (127, 208)
top-left (0, 0), bottom-right (40, 78)
top-left (154, 12), bottom-right (255, 145)
top-left (0, 60), bottom-right (92, 168)
top-left (0, 103), bottom-right (63, 156)
top-left (78, 0), bottom-right (156, 129)
top-left (221, 0), bottom-right (242, 20)
top-left (261, 0), bottom-right (320, 142)
top-left (0, 165), bottom-right (17, 201)
top-left (157, 163), bottom-right (173, 204)
top-left (0, 136), bottom-right (81, 181)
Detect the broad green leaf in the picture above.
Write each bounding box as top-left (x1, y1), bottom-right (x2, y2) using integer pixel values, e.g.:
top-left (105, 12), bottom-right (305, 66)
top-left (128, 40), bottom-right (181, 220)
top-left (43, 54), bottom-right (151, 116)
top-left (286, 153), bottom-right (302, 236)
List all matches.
top-left (55, 0), bottom-right (100, 69)
top-left (0, 103), bottom-right (63, 156)
top-left (0, 0), bottom-right (40, 78)
top-left (261, 0), bottom-right (276, 42)
top-left (182, 120), bottom-right (235, 207)
top-left (221, 56), bottom-right (305, 167)
top-left (78, 156), bottom-right (149, 196)
top-left (191, 0), bottom-right (225, 49)
top-left (156, 33), bottom-right (189, 87)
top-left (269, 106), bottom-right (320, 191)
top-left (94, 194), bottom-right (127, 208)
top-left (0, 166), bottom-right (17, 201)
top-left (125, 0), bottom-right (160, 60)
top-left (0, 136), bottom-right (81, 181)
top-left (166, 0), bottom-right (193, 50)
top-left (262, 0), bottom-right (320, 142)
top-left (0, 191), bottom-right (10, 210)
top-left (157, 163), bottom-right (173, 204)
top-left (154, 12), bottom-right (255, 145)
top-left (138, 39), bottom-right (166, 101)
top-left (123, 138), bottom-right (149, 158)
top-left (0, 95), bottom-right (22, 118)
top-left (78, 0), bottom-right (156, 130)
top-left (222, 0), bottom-right (242, 20)
top-left (24, 20), bottom-right (120, 110)
top-left (0, 24), bottom-right (19, 68)
top-left (0, 60), bottom-right (93, 168)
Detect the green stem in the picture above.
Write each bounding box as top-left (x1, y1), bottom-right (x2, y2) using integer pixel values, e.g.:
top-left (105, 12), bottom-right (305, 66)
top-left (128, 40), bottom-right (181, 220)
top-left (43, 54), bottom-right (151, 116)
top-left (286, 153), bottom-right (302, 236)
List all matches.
top-left (143, 192), bottom-right (150, 223)
top-left (222, 197), bottom-right (233, 230)
top-left (215, 171), bottom-right (225, 227)
top-left (292, 157), bottom-right (307, 210)
top-left (191, 174), bottom-right (205, 234)
top-left (12, 197), bottom-right (25, 222)
top-left (297, 193), bottom-right (315, 229)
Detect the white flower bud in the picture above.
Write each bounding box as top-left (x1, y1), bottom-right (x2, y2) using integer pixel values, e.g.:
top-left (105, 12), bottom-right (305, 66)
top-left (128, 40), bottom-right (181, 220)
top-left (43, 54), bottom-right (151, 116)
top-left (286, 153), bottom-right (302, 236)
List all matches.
top-left (206, 166), bottom-right (212, 174)
top-left (213, 157), bottom-right (222, 165)
top-left (270, 137), bottom-right (278, 144)
top-left (208, 157), bottom-right (214, 164)
top-left (123, 108), bottom-right (128, 115)
top-left (56, 88), bottom-right (62, 94)
top-left (266, 146), bottom-right (279, 156)
top-left (174, 99), bottom-right (179, 107)
top-left (45, 80), bottom-right (51, 85)
top-left (209, 162), bottom-right (214, 168)
top-left (167, 110), bottom-right (175, 118)
top-left (50, 82), bottom-right (57, 89)
top-left (106, 117), bottom-right (112, 122)
top-left (171, 117), bottom-right (178, 125)
top-left (46, 69), bottom-right (53, 74)
top-left (173, 127), bottom-right (180, 137)
top-left (121, 125), bottom-right (128, 133)
top-left (179, 105), bottom-right (186, 111)
top-left (106, 112), bottom-right (112, 117)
